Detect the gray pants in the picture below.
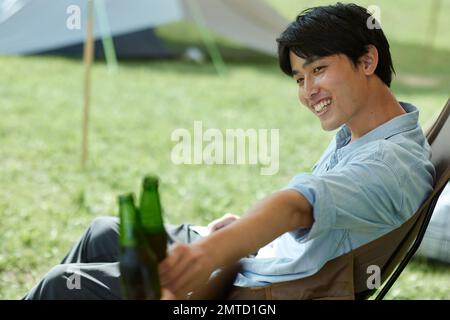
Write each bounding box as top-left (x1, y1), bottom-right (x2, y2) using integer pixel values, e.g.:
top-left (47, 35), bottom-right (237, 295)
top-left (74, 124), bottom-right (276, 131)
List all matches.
top-left (23, 216), bottom-right (203, 300)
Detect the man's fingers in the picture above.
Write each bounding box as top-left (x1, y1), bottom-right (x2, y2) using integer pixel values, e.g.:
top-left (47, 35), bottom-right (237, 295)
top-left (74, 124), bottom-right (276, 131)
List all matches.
top-left (159, 244), bottom-right (187, 277)
top-left (208, 221), bottom-right (224, 232)
top-left (160, 288), bottom-right (177, 300)
top-left (211, 219), bottom-right (231, 231)
top-left (208, 213), bottom-right (240, 232)
top-left (160, 249), bottom-right (194, 287)
top-left (171, 265), bottom-right (210, 297)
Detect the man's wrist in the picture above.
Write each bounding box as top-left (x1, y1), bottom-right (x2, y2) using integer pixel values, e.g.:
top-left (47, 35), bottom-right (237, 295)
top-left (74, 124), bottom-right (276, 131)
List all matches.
top-left (194, 236), bottom-right (223, 271)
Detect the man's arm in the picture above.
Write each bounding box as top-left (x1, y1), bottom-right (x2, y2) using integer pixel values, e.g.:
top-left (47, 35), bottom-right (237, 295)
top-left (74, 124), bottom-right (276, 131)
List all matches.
top-left (158, 189), bottom-right (313, 297)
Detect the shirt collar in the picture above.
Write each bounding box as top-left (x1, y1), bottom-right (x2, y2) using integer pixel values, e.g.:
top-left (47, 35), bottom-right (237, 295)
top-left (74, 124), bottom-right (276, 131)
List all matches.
top-left (335, 102), bottom-right (420, 150)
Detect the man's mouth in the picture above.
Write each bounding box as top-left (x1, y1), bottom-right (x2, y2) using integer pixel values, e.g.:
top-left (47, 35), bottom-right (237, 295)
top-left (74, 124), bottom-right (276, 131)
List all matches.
top-left (312, 98), bottom-right (332, 115)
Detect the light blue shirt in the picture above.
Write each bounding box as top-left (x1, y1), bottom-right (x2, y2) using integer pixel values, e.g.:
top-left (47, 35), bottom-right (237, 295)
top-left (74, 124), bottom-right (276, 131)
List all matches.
top-left (234, 102), bottom-right (435, 287)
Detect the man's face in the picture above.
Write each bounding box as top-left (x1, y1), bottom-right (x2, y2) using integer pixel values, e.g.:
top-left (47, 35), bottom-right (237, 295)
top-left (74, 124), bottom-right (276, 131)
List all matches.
top-left (289, 51), bottom-right (368, 131)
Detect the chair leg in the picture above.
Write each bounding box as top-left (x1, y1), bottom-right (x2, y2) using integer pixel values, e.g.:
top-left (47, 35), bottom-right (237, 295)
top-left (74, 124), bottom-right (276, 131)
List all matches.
top-left (375, 195), bottom-right (441, 300)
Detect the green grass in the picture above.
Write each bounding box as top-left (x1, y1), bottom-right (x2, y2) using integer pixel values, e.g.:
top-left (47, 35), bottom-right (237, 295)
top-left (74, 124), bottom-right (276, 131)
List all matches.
top-left (0, 0), bottom-right (449, 300)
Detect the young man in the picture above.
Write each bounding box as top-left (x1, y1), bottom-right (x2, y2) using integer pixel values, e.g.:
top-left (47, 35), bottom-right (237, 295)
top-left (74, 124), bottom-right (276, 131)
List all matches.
top-left (24, 3), bottom-right (435, 300)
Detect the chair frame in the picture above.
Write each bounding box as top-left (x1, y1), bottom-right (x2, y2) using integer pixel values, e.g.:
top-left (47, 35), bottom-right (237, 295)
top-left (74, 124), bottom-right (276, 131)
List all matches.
top-left (374, 99), bottom-right (450, 300)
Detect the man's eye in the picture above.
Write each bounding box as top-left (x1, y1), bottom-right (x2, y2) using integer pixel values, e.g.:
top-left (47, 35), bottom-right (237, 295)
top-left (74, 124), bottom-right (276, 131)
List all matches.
top-left (296, 78), bottom-right (304, 85)
top-left (313, 66), bottom-right (325, 73)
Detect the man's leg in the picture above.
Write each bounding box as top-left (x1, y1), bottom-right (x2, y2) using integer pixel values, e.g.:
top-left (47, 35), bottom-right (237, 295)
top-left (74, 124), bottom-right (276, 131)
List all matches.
top-left (24, 216), bottom-right (204, 299)
top-left (60, 216), bottom-right (120, 264)
top-left (23, 263), bottom-right (121, 300)
top-left (61, 216), bottom-right (203, 264)
top-left (166, 223), bottom-right (204, 245)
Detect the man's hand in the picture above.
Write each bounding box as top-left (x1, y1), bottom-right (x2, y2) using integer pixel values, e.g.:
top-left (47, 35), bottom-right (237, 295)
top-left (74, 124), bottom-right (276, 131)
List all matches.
top-left (207, 213), bottom-right (240, 232)
top-left (158, 242), bottom-right (216, 299)
top-left (160, 288), bottom-right (176, 300)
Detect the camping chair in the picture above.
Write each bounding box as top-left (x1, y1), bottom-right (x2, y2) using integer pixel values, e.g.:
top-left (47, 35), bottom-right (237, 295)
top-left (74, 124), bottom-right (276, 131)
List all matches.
top-left (343, 97), bottom-right (450, 300)
top-left (367, 98), bottom-right (450, 299)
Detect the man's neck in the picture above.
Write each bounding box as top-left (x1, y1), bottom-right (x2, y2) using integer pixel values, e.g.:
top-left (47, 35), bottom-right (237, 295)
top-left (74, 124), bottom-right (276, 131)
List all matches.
top-left (349, 83), bottom-right (406, 142)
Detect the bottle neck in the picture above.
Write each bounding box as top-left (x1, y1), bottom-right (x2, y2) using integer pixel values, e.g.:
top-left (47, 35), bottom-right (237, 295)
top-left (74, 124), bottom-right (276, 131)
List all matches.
top-left (139, 187), bottom-right (164, 233)
top-left (119, 198), bottom-right (138, 247)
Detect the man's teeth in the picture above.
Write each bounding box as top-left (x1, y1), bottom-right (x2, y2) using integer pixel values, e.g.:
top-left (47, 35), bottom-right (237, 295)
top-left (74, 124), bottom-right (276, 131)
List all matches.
top-left (313, 99), bottom-right (332, 113)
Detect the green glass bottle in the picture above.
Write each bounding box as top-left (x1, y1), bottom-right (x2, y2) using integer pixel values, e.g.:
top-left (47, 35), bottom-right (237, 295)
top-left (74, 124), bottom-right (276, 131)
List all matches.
top-left (118, 193), bottom-right (161, 300)
top-left (138, 175), bottom-right (168, 263)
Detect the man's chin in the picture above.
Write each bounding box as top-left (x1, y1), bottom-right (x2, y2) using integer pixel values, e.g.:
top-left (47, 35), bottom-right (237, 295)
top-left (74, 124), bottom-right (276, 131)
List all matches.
top-left (320, 121), bottom-right (340, 131)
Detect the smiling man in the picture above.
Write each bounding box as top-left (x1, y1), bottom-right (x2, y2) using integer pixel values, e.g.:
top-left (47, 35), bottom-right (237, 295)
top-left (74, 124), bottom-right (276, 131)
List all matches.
top-left (24, 3), bottom-right (435, 300)
top-left (157, 3), bottom-right (435, 298)
top-left (289, 51), bottom-right (406, 137)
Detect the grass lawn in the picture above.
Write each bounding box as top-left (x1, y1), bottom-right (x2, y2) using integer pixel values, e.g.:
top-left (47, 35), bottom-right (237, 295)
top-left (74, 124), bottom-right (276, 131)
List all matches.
top-left (0, 0), bottom-right (449, 299)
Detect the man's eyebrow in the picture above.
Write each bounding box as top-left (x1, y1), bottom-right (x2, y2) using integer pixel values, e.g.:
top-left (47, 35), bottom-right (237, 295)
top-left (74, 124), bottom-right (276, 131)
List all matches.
top-left (303, 56), bottom-right (322, 68)
top-left (291, 56), bottom-right (322, 76)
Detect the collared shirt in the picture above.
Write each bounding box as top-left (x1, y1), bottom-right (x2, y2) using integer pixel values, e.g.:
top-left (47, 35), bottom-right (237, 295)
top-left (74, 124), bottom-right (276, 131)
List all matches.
top-left (234, 102), bottom-right (435, 287)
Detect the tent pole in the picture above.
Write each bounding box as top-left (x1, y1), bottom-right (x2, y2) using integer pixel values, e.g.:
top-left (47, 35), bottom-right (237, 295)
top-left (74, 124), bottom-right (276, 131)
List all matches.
top-left (423, 0), bottom-right (442, 59)
top-left (186, 0), bottom-right (226, 76)
top-left (81, 0), bottom-right (95, 168)
top-left (95, 0), bottom-right (118, 72)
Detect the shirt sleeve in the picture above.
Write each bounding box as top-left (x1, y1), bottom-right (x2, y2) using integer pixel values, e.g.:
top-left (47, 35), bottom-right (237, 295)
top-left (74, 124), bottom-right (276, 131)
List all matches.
top-left (283, 158), bottom-right (404, 243)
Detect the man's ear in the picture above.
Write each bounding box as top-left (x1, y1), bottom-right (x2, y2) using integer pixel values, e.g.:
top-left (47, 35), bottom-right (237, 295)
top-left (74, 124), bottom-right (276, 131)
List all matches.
top-left (360, 44), bottom-right (378, 76)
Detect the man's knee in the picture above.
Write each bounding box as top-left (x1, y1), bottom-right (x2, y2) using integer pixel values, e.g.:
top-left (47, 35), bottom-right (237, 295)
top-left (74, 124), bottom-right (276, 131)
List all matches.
top-left (88, 216), bottom-right (119, 243)
top-left (90, 216), bottom-right (118, 232)
top-left (84, 216), bottom-right (120, 262)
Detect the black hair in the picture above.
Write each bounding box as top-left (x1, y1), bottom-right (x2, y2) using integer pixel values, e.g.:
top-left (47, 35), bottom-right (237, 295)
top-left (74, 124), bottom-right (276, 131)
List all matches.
top-left (276, 3), bottom-right (395, 87)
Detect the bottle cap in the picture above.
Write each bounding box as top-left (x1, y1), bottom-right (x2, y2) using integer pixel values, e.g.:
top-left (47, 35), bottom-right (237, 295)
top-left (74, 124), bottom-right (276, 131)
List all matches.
top-left (143, 175), bottom-right (159, 189)
top-left (118, 193), bottom-right (134, 204)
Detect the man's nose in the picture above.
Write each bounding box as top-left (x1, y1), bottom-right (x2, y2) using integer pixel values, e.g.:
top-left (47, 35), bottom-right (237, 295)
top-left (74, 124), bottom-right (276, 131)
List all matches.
top-left (303, 77), bottom-right (319, 100)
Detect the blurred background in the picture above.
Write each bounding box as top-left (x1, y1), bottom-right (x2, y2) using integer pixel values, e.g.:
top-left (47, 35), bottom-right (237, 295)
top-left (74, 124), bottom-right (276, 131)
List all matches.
top-left (0, 0), bottom-right (449, 299)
